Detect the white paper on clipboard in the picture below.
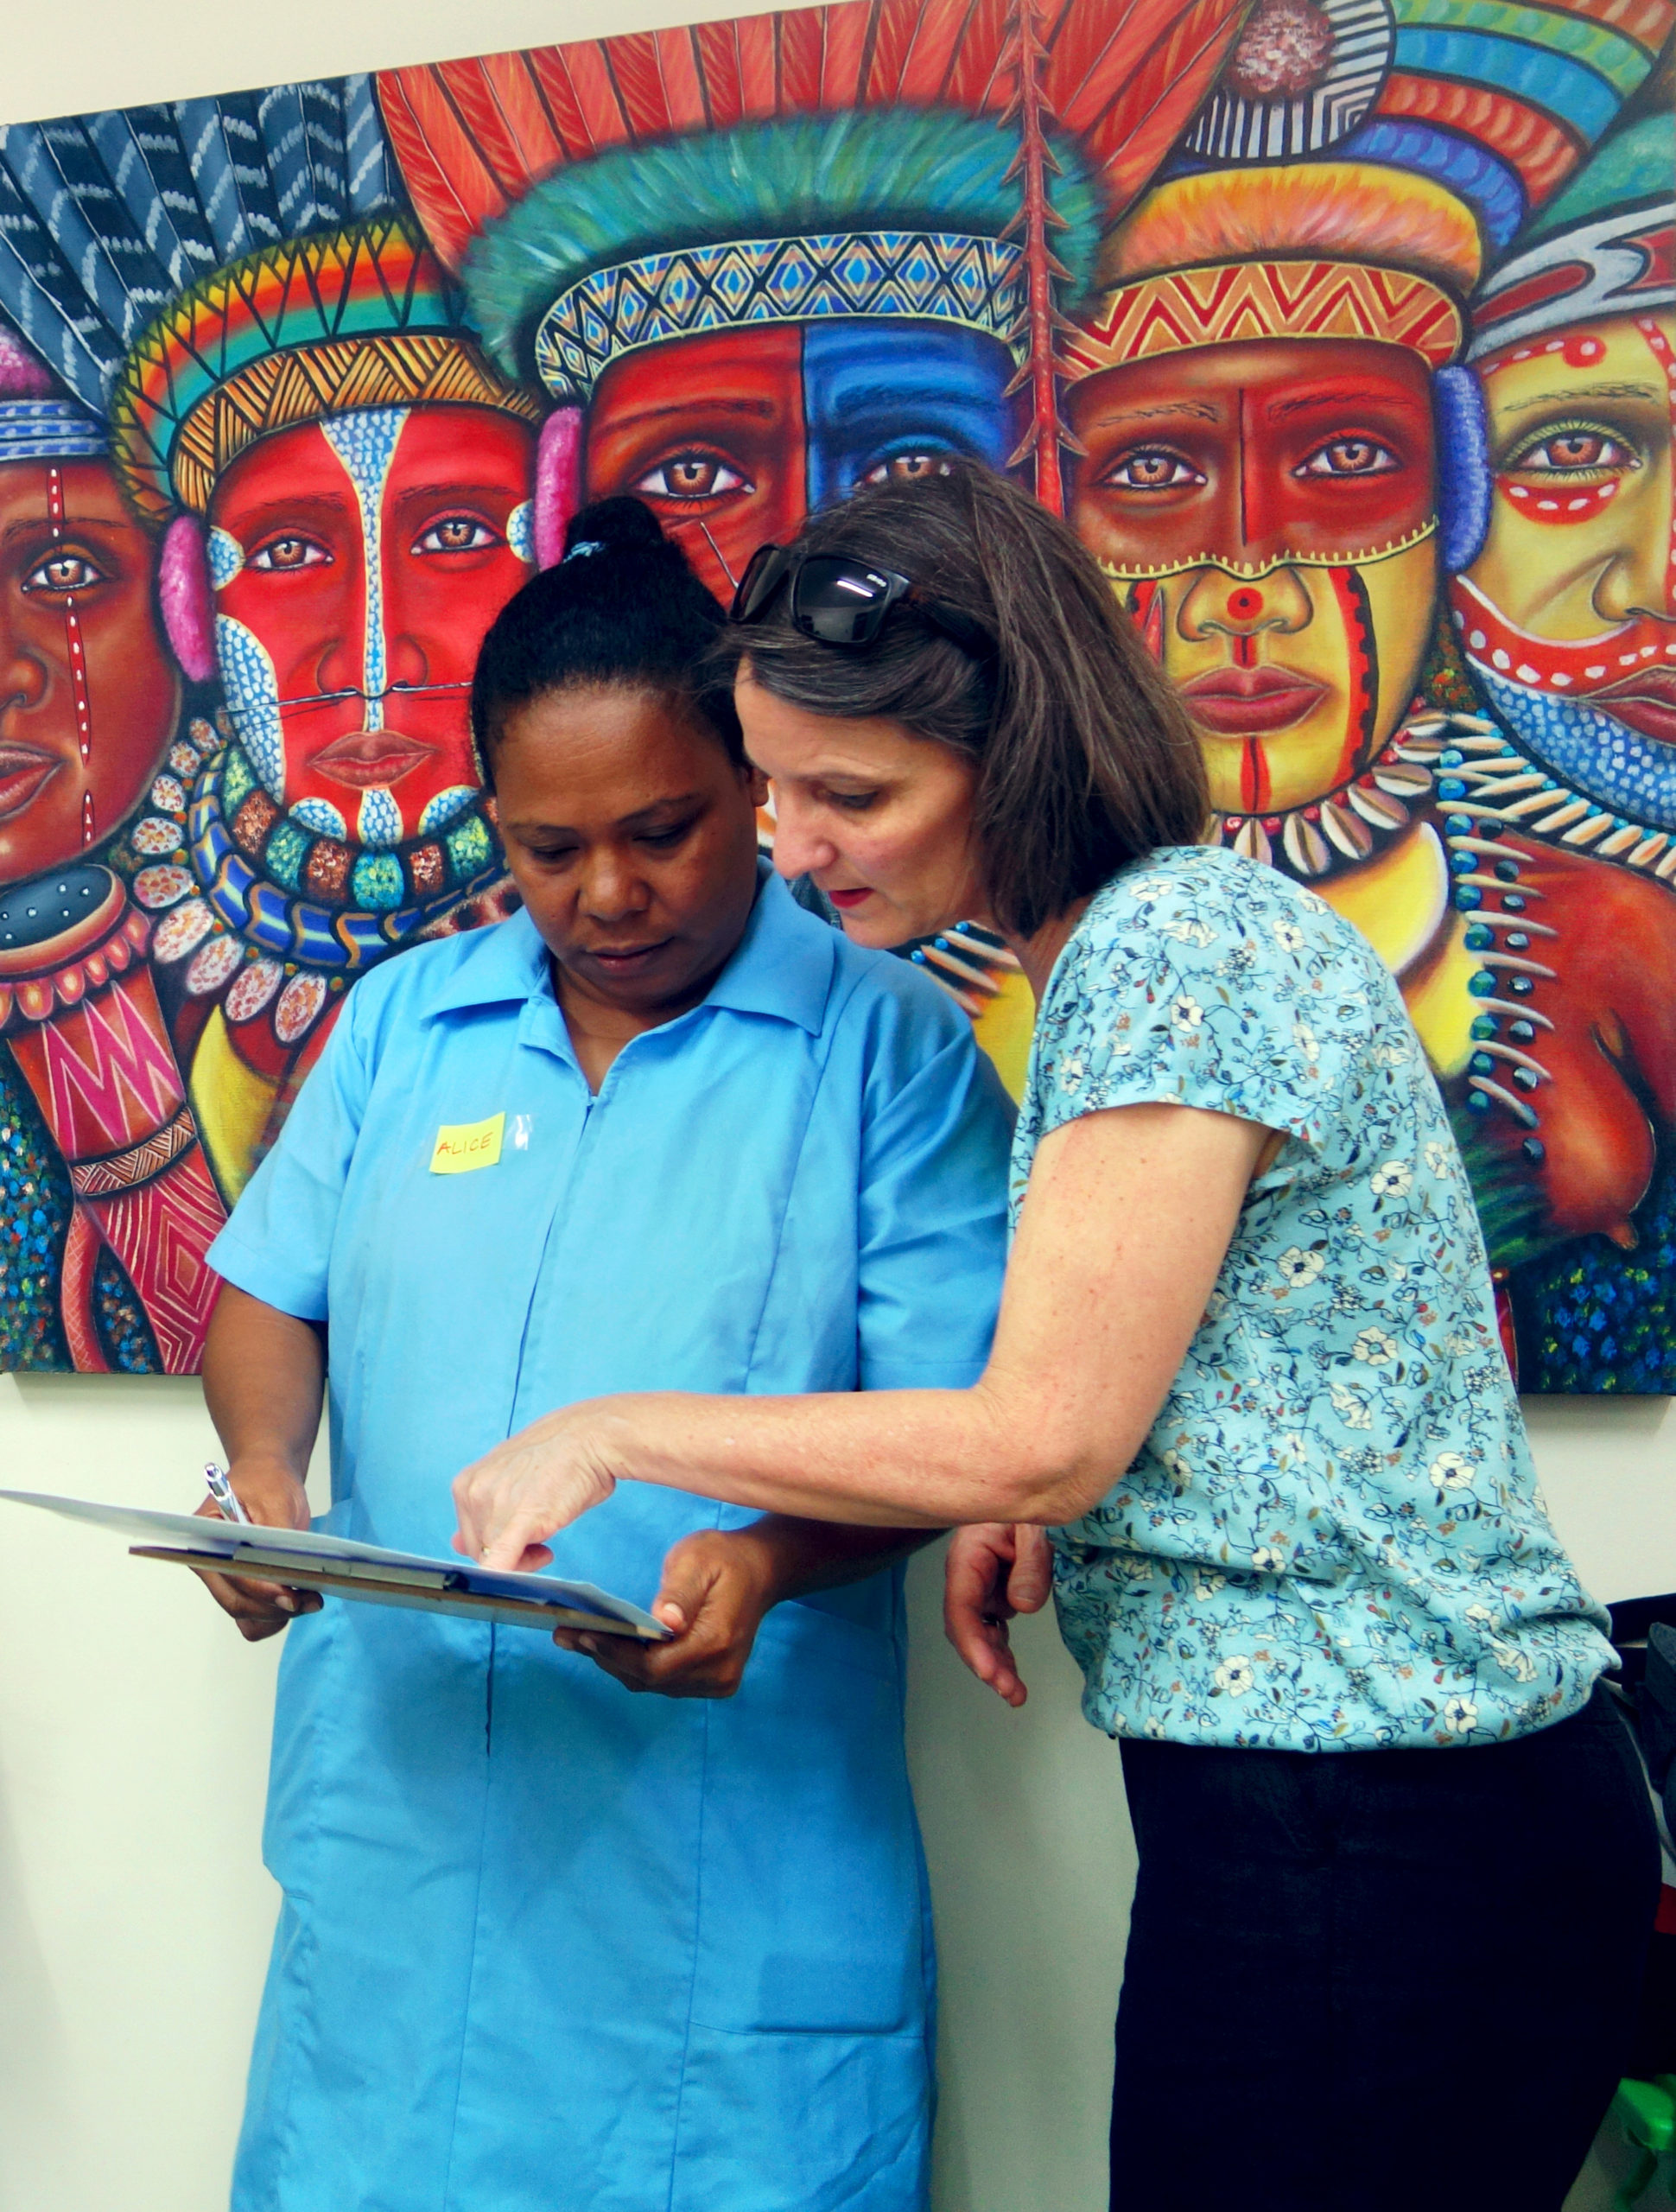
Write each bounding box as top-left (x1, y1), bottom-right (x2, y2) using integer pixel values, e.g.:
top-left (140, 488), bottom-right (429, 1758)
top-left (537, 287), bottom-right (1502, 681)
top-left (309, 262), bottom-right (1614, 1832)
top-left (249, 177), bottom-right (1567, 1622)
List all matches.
top-left (0, 1489), bottom-right (670, 1638)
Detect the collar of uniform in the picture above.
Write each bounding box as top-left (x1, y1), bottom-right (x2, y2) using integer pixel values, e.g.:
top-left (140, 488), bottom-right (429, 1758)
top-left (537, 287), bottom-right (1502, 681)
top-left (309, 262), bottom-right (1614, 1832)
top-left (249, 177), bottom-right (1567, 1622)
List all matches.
top-left (419, 862), bottom-right (834, 1036)
top-left (702, 863), bottom-right (834, 1038)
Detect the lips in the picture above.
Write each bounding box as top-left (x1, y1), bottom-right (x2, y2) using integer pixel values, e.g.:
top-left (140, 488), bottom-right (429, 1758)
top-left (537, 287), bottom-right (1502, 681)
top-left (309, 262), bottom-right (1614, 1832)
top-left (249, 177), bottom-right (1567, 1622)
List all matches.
top-left (0, 745), bottom-right (60, 823)
top-left (308, 730), bottom-right (436, 790)
top-left (583, 939), bottom-right (671, 969)
top-left (1180, 665), bottom-right (1329, 736)
top-left (824, 887), bottom-right (873, 910)
top-left (1593, 667), bottom-right (1676, 747)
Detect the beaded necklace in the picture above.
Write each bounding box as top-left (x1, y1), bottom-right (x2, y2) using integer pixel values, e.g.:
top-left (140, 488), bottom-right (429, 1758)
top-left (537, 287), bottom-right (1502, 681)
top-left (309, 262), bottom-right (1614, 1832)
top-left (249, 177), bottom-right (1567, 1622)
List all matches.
top-left (106, 718), bottom-right (509, 1051)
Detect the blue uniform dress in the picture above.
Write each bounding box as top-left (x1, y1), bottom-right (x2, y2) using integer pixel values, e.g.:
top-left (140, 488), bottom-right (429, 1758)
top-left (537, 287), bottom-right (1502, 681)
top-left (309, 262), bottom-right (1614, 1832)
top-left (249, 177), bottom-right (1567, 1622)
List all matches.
top-left (206, 868), bottom-right (1012, 2212)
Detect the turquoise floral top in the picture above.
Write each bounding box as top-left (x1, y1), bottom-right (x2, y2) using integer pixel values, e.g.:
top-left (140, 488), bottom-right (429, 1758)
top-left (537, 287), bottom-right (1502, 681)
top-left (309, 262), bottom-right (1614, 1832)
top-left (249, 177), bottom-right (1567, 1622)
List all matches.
top-left (1018, 844), bottom-right (1613, 1752)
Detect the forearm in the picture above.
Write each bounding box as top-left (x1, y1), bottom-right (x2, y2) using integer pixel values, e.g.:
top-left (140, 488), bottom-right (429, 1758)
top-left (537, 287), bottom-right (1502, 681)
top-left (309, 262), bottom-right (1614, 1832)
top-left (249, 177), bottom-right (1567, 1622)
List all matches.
top-left (203, 1283), bottom-right (327, 1481)
top-left (586, 1370), bottom-right (1101, 1529)
top-left (733, 1514), bottom-right (944, 1599)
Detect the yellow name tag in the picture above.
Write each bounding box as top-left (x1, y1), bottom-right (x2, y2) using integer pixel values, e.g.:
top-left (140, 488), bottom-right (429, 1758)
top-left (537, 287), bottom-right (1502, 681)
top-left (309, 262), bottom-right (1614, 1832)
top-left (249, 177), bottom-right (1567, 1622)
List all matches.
top-left (429, 1112), bottom-right (505, 1174)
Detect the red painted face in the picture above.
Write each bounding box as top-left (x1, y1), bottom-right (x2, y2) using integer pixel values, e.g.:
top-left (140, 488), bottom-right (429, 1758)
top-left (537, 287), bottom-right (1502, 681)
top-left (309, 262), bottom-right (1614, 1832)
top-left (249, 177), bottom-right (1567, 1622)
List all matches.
top-left (1067, 338), bottom-right (1437, 574)
top-left (208, 406), bottom-right (536, 845)
top-left (0, 458), bottom-right (180, 886)
top-left (582, 327), bottom-right (806, 602)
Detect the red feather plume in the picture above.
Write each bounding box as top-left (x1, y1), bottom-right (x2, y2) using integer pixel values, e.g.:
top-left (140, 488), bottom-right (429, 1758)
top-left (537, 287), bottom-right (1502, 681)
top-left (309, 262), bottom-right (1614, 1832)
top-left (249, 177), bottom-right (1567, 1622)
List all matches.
top-left (377, 0), bottom-right (1249, 276)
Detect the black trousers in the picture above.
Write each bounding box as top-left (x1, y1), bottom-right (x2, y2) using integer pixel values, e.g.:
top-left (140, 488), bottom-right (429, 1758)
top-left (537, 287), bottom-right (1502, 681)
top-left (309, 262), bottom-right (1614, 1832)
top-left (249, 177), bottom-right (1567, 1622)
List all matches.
top-left (1110, 1686), bottom-right (1660, 2211)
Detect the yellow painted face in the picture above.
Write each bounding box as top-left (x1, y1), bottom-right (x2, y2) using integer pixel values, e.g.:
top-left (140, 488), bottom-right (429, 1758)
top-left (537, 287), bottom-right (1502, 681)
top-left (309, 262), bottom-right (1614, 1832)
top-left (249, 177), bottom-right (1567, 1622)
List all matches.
top-left (1126, 540), bottom-right (1439, 816)
top-left (1466, 313), bottom-right (1674, 643)
top-left (1065, 338), bottom-right (1440, 820)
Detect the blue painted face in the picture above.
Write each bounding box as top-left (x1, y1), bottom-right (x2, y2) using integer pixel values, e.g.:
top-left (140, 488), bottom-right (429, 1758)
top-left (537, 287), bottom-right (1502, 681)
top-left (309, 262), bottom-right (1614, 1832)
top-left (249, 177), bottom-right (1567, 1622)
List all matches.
top-left (802, 321), bottom-right (1019, 512)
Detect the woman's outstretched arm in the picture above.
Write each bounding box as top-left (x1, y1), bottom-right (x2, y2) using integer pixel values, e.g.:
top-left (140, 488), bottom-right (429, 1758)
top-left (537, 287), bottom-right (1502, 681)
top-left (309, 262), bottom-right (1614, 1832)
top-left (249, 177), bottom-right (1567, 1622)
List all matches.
top-left (454, 1100), bottom-right (1268, 1573)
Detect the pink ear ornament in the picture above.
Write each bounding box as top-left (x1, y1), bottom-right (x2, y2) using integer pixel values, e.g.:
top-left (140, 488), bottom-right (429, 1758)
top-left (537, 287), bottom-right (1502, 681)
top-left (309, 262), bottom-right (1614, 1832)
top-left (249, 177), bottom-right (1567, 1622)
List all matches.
top-left (0, 328), bottom-right (54, 400)
top-left (158, 515), bottom-right (216, 683)
top-left (533, 408), bottom-right (583, 571)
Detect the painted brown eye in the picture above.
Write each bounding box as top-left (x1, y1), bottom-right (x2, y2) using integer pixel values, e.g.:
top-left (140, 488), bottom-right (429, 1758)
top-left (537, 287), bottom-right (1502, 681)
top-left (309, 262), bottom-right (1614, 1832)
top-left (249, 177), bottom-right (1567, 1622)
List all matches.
top-left (414, 517), bottom-right (501, 554)
top-left (250, 535), bottom-right (330, 572)
top-left (22, 550), bottom-right (106, 593)
top-left (1296, 438), bottom-right (1400, 478)
top-left (861, 452), bottom-right (954, 486)
top-left (634, 453), bottom-right (747, 501)
top-left (1100, 449), bottom-right (1205, 490)
top-left (1511, 429), bottom-right (1635, 475)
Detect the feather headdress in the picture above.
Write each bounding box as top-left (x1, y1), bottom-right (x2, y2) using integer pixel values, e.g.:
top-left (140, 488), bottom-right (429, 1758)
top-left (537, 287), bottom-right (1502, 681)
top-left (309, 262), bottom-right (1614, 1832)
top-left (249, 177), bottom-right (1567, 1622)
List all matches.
top-left (378, 0), bottom-right (1249, 507)
top-left (0, 323), bottom-right (108, 465)
top-left (1072, 0), bottom-right (1673, 381)
top-left (0, 81), bottom-right (537, 524)
top-left (1470, 108), bottom-right (1675, 361)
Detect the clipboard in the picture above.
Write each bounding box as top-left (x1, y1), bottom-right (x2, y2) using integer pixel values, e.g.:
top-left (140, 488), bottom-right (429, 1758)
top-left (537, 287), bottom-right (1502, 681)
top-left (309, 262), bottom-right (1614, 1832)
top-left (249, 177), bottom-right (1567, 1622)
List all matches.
top-left (0, 1490), bottom-right (670, 1641)
top-left (130, 1544), bottom-right (665, 1636)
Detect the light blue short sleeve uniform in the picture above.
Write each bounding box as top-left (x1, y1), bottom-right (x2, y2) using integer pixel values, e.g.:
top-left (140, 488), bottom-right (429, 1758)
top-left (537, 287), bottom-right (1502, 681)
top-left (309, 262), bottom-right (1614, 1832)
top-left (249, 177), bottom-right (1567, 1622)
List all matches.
top-left (207, 868), bottom-right (1013, 2212)
top-left (1016, 845), bottom-right (1614, 1754)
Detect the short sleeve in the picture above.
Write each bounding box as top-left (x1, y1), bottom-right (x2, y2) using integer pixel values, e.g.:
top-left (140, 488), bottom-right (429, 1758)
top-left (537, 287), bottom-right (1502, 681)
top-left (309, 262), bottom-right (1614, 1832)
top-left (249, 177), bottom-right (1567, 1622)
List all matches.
top-left (1031, 855), bottom-right (1382, 1155)
top-left (206, 988), bottom-right (376, 1321)
top-left (851, 971), bottom-right (1013, 1390)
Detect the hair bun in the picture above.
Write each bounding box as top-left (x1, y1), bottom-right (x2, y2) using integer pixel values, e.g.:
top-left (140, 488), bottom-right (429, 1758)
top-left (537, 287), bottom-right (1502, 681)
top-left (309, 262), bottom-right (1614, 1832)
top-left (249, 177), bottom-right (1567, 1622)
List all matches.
top-left (562, 496), bottom-right (670, 562)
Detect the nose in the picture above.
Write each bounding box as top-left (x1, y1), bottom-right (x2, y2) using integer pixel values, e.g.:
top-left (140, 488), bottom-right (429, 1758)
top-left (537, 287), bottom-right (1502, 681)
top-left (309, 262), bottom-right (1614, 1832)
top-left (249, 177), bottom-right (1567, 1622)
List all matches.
top-left (0, 599), bottom-right (49, 721)
top-left (765, 787), bottom-right (838, 882)
top-left (1592, 476), bottom-right (1676, 626)
top-left (578, 844), bottom-right (651, 923)
top-left (1177, 566), bottom-right (1313, 643)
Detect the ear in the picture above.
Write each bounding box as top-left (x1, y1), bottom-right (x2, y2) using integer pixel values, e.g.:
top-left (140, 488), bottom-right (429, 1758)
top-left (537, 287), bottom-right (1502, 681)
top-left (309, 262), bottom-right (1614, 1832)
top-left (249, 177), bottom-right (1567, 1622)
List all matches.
top-left (533, 408), bottom-right (584, 571)
top-left (1432, 365), bottom-right (1492, 575)
top-left (156, 514), bottom-right (217, 683)
top-left (746, 764), bottom-right (770, 808)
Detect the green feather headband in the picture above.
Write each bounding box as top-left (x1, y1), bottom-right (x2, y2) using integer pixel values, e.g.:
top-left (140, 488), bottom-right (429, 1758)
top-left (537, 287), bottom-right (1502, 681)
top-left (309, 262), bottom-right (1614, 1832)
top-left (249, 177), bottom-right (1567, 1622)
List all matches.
top-left (466, 109), bottom-right (1101, 399)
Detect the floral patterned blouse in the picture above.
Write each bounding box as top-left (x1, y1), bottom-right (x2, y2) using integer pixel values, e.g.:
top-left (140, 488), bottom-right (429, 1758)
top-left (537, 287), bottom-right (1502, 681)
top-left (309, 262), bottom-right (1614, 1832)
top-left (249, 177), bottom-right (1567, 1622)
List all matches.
top-left (1018, 844), bottom-right (1613, 1752)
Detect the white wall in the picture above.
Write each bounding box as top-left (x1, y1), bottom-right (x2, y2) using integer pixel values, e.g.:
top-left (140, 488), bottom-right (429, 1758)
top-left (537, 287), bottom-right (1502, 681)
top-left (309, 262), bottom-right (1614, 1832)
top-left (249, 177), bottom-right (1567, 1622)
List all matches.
top-left (3, 1378), bottom-right (1669, 2212)
top-left (4, 8), bottom-right (1674, 2209)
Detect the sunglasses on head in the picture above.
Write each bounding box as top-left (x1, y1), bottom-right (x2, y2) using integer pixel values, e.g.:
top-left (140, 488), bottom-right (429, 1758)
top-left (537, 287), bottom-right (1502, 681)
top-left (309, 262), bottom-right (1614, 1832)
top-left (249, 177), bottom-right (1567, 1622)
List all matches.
top-left (729, 544), bottom-right (993, 660)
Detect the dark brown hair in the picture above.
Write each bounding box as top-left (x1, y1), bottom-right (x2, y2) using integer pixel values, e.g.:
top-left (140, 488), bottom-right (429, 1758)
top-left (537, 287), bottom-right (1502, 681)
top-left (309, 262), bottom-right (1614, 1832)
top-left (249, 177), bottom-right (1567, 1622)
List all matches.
top-left (719, 462), bottom-right (1207, 937)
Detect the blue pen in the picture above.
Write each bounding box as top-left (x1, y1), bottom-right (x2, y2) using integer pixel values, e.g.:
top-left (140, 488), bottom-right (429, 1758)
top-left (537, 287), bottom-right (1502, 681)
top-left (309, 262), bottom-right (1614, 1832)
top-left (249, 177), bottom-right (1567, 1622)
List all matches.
top-left (203, 1461), bottom-right (251, 1525)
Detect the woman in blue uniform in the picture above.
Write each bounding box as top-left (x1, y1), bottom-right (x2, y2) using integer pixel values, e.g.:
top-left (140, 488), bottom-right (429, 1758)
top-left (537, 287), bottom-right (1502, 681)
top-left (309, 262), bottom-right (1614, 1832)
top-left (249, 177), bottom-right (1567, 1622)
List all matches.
top-left (197, 498), bottom-right (1013, 2211)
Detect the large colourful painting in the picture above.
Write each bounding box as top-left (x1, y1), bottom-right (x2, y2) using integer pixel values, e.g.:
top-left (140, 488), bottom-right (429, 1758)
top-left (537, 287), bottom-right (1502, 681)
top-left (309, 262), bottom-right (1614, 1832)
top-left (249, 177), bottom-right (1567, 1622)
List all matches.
top-left (0, 0), bottom-right (1670, 1385)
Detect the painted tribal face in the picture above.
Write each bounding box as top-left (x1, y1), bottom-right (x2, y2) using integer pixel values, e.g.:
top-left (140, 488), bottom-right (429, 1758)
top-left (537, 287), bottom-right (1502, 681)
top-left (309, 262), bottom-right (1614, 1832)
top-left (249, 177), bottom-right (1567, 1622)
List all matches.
top-left (207, 404), bottom-right (537, 849)
top-left (1065, 339), bottom-right (1438, 816)
top-left (0, 458), bottom-right (180, 886)
top-left (582, 321), bottom-right (1020, 601)
top-left (1452, 313), bottom-right (1676, 827)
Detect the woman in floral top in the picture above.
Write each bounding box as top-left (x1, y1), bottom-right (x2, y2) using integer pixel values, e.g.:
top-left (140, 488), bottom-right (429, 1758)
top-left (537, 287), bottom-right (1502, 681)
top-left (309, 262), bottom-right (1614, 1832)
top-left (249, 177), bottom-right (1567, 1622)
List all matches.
top-left (449, 467), bottom-right (1655, 2211)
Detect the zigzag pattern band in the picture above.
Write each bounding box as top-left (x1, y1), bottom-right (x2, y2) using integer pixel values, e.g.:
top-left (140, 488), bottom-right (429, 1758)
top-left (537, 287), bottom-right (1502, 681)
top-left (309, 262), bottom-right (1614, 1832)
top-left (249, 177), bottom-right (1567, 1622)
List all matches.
top-left (1067, 259), bottom-right (1464, 376)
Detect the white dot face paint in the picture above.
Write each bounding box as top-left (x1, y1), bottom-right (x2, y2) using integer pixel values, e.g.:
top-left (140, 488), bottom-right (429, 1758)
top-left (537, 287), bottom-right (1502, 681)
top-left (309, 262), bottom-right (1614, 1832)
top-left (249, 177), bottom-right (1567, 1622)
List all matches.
top-left (321, 409), bottom-right (408, 740)
top-left (291, 796), bottom-right (350, 840)
top-left (419, 786), bottom-right (479, 836)
top-left (213, 612), bottom-right (287, 801)
top-left (357, 787), bottom-right (402, 849)
top-left (206, 527), bottom-right (244, 589)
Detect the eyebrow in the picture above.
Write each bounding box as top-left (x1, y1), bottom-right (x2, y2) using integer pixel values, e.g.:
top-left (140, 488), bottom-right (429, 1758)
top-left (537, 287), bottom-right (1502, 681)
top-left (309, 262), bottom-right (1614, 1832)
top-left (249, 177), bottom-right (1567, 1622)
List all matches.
top-left (395, 484), bottom-right (516, 504)
top-left (0, 515), bottom-right (124, 545)
top-left (1500, 382), bottom-right (1661, 409)
top-left (510, 791), bottom-right (708, 836)
top-left (1266, 389), bottom-right (1425, 420)
top-left (595, 397), bottom-right (779, 432)
top-left (215, 495), bottom-right (349, 531)
top-left (821, 385), bottom-right (973, 417)
top-left (1082, 400), bottom-right (1223, 429)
